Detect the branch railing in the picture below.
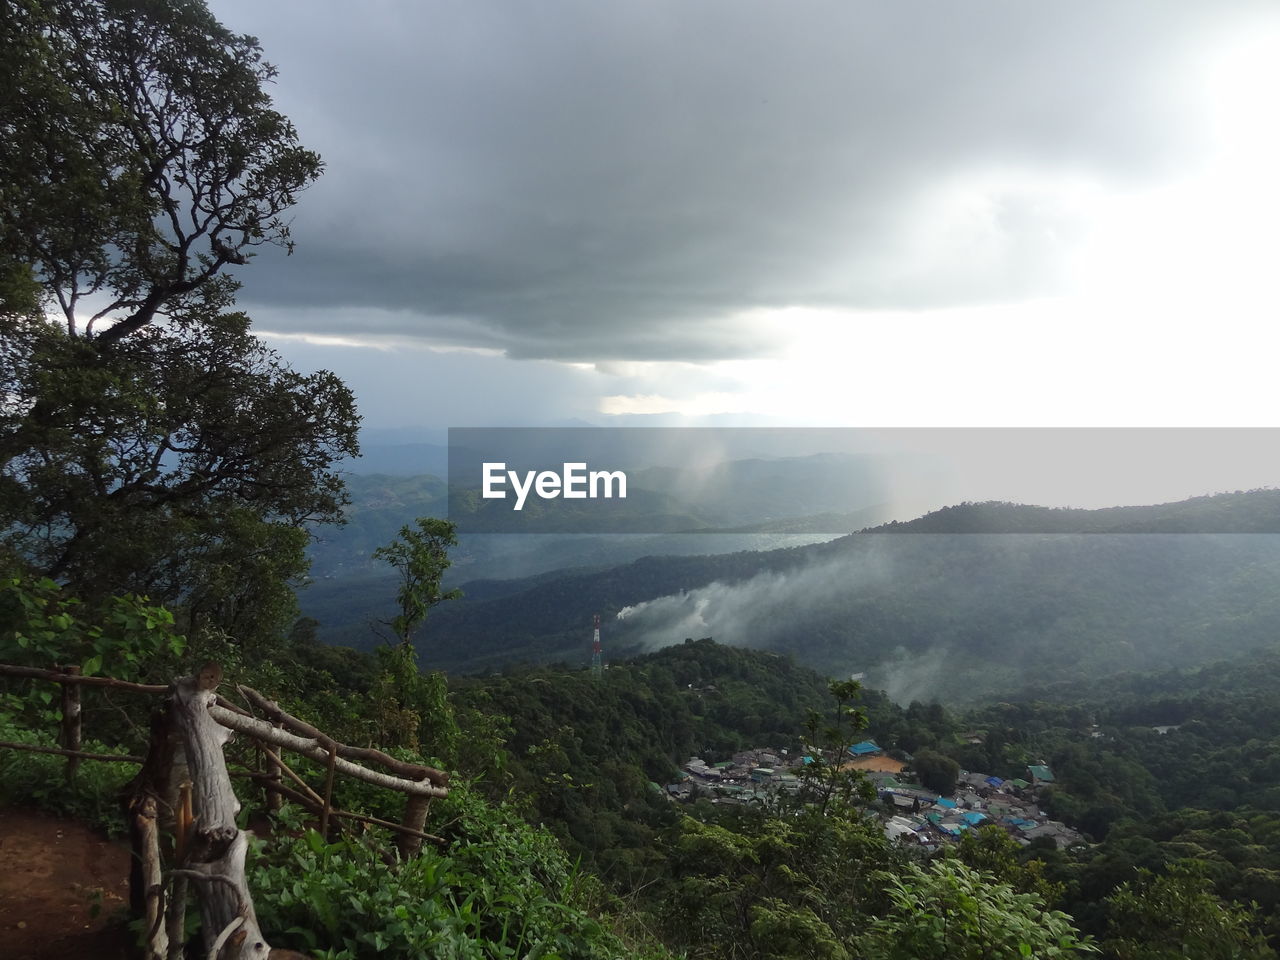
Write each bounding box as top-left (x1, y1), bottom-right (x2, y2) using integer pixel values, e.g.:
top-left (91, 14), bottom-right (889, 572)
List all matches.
top-left (0, 660), bottom-right (451, 960)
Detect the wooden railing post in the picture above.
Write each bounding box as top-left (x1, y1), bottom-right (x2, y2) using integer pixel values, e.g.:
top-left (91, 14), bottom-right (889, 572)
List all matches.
top-left (169, 662), bottom-right (273, 960)
top-left (397, 789), bottom-right (433, 860)
top-left (319, 740), bottom-right (338, 839)
top-left (59, 664), bottom-right (82, 783)
top-left (126, 705), bottom-right (175, 960)
top-left (262, 726), bottom-right (284, 812)
top-left (136, 793), bottom-right (169, 960)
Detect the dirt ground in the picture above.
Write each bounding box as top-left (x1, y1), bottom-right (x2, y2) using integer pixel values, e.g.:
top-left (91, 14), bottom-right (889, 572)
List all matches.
top-left (0, 808), bottom-right (132, 960)
top-left (838, 754), bottom-right (907, 775)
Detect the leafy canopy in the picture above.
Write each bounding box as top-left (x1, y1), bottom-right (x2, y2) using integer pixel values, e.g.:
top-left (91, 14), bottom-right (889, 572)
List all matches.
top-left (1, 0), bottom-right (322, 338)
top-left (860, 859), bottom-right (1097, 960)
top-left (0, 0), bottom-right (357, 644)
top-left (1103, 865), bottom-right (1277, 960)
top-left (0, 309), bottom-right (358, 643)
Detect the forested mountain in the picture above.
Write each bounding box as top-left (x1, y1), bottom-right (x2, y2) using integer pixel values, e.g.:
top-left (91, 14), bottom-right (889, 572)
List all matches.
top-left (876, 490), bottom-right (1280, 533)
top-left (942, 645), bottom-right (1280, 948)
top-left (312, 631), bottom-right (1280, 956)
top-left (308, 474), bottom-right (449, 578)
top-left (306, 490), bottom-right (1280, 701)
top-left (342, 441), bottom-right (449, 477)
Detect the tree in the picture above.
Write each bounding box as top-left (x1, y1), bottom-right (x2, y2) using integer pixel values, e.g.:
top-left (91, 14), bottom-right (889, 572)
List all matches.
top-left (0, 310), bottom-right (358, 645)
top-left (1103, 866), bottom-right (1277, 960)
top-left (0, 0), bottom-right (356, 645)
top-left (662, 812), bottom-right (897, 960)
top-left (374, 518), bottom-right (463, 649)
top-left (913, 748), bottom-right (960, 796)
top-left (2, 0), bottom-right (322, 340)
top-left (797, 679), bottom-right (874, 816)
top-left (363, 519), bottom-right (463, 755)
top-left (954, 825), bottom-right (1065, 906)
top-left (859, 859), bottom-right (1097, 960)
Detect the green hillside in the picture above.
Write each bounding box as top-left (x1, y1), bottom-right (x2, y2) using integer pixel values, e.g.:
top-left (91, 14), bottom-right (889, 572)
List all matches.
top-left (312, 491), bottom-right (1280, 701)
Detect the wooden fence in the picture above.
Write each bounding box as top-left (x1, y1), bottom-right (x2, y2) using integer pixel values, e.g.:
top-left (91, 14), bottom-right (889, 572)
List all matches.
top-left (0, 660), bottom-right (450, 960)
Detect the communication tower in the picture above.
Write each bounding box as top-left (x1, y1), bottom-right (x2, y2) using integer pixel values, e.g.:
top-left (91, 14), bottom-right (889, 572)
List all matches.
top-left (591, 613), bottom-right (602, 680)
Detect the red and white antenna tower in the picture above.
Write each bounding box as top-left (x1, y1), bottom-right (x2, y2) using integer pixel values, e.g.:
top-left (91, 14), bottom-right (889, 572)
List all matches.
top-left (591, 613), bottom-right (602, 680)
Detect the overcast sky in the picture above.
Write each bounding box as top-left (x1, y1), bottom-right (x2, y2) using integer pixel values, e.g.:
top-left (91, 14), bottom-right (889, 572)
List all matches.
top-left (207, 0), bottom-right (1280, 438)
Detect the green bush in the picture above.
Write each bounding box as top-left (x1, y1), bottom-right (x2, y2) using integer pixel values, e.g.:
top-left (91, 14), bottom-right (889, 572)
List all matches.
top-left (250, 789), bottom-right (669, 960)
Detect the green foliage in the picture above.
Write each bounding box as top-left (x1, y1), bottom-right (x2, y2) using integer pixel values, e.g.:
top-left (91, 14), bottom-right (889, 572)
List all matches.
top-left (913, 747), bottom-right (961, 796)
top-left (659, 810), bottom-right (900, 960)
top-left (453, 640), bottom-right (840, 879)
top-left (927, 648), bottom-right (1280, 951)
top-left (796, 678), bottom-right (874, 815)
top-left (1, 0), bottom-right (323, 337)
top-left (251, 790), bottom-right (659, 960)
top-left (0, 576), bottom-right (185, 680)
top-left (1, 0), bottom-right (355, 648)
top-left (953, 825), bottom-right (1064, 906)
top-left (361, 520), bottom-right (464, 758)
top-left (373, 517), bottom-right (462, 647)
top-left (859, 859), bottom-right (1097, 960)
top-left (1103, 865), bottom-right (1277, 960)
top-left (367, 645), bottom-right (460, 760)
top-left (748, 899), bottom-right (850, 960)
top-left (0, 708), bottom-right (132, 835)
top-left (0, 313), bottom-right (358, 646)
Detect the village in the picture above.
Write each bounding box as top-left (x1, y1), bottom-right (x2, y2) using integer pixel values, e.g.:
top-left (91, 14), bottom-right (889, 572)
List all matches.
top-left (663, 740), bottom-right (1087, 852)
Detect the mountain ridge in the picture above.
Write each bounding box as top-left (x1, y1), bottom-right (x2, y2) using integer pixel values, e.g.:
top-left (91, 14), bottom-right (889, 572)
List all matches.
top-left (305, 489), bottom-right (1280, 702)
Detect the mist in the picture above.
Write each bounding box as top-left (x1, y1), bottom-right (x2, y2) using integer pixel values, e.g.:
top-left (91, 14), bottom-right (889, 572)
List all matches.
top-left (608, 532), bottom-right (1280, 704)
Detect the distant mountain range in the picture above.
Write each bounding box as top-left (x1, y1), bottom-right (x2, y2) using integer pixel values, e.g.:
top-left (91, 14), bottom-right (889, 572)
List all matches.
top-left (306, 472), bottom-right (834, 581)
top-left (302, 488), bottom-right (1280, 703)
top-left (872, 491), bottom-right (1280, 533)
top-left (341, 442), bottom-right (449, 477)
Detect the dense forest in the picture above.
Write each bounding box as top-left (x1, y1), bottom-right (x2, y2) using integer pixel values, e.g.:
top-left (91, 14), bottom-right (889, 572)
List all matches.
top-left (4, 1), bottom-right (1280, 958)
top-left (11, 596), bottom-right (1280, 957)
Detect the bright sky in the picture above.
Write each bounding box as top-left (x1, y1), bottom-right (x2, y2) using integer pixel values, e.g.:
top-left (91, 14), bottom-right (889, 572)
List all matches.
top-left (598, 25), bottom-right (1280, 427)
top-left (204, 1), bottom-right (1280, 448)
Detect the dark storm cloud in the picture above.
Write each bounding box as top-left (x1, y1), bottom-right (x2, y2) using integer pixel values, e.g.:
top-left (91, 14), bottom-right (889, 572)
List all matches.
top-left (210, 0), bottom-right (1266, 361)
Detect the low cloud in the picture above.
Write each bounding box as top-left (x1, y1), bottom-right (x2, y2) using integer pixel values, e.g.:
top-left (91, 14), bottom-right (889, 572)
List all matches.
top-left (613, 546), bottom-right (895, 658)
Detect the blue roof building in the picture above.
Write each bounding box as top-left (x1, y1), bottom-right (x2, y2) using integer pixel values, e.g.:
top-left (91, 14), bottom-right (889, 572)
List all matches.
top-left (848, 740), bottom-right (882, 757)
